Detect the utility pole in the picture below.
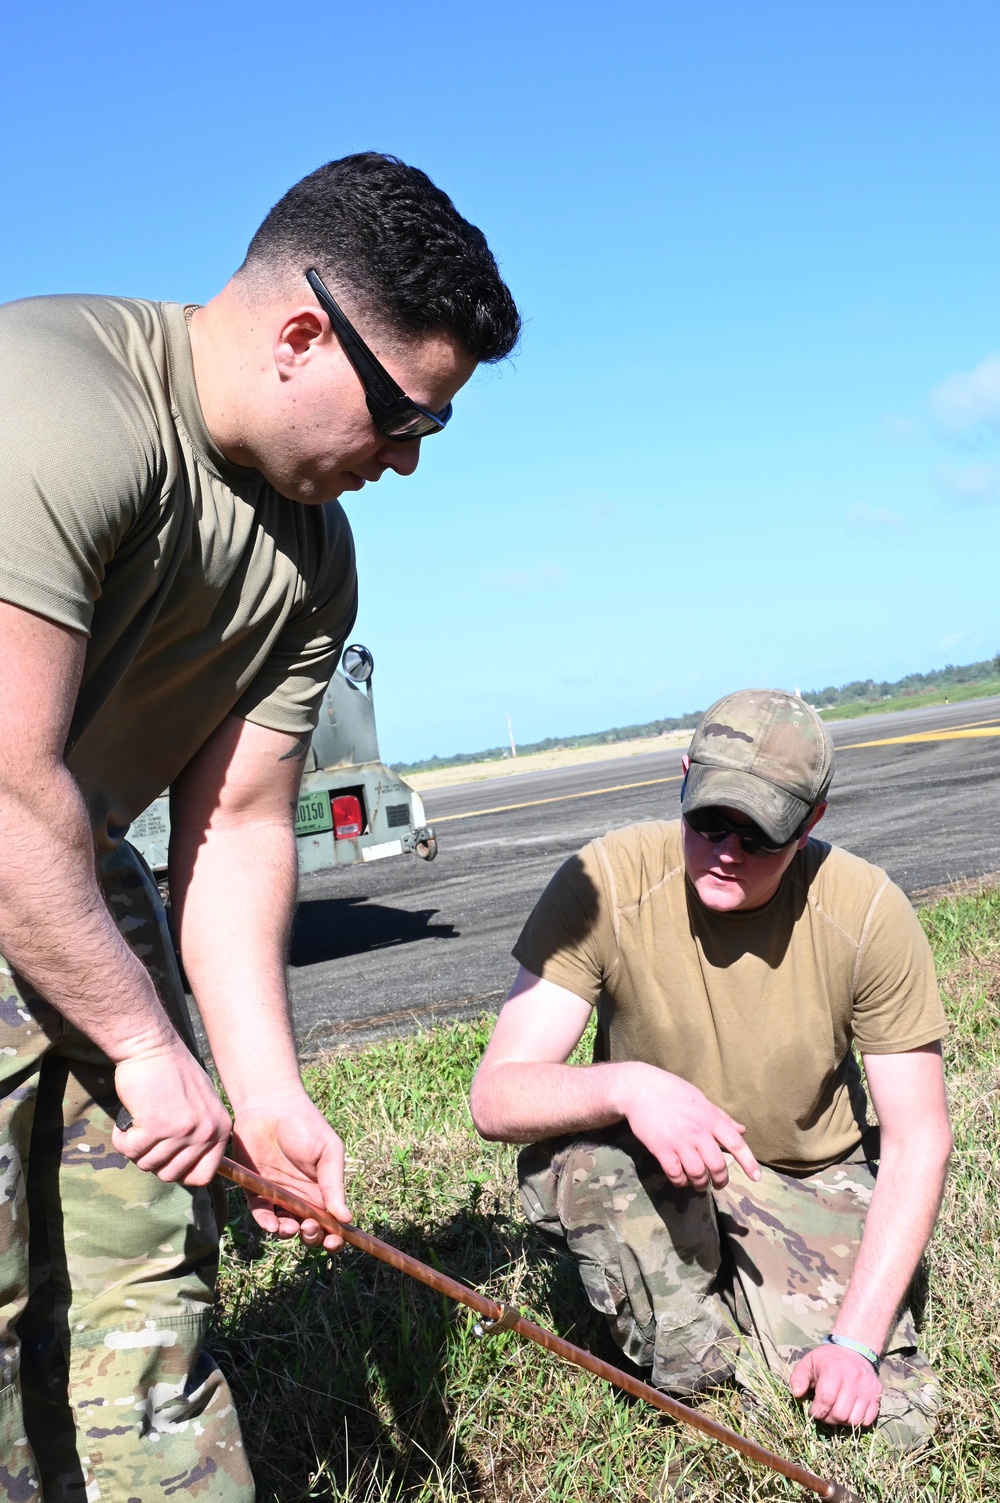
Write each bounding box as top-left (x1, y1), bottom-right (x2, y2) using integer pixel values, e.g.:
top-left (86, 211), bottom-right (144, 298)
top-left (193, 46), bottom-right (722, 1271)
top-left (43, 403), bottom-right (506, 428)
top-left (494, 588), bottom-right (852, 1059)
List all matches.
top-left (506, 712), bottom-right (517, 759)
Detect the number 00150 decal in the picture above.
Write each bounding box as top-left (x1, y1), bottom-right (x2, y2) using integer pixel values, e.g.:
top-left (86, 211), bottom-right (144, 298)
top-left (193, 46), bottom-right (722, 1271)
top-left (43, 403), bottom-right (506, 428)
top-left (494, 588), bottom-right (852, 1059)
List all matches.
top-left (295, 790), bottom-right (333, 836)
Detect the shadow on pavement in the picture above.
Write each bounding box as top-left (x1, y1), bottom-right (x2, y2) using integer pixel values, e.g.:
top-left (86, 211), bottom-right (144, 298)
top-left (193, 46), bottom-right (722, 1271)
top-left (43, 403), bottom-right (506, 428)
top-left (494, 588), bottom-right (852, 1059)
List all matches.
top-left (289, 895), bottom-right (459, 966)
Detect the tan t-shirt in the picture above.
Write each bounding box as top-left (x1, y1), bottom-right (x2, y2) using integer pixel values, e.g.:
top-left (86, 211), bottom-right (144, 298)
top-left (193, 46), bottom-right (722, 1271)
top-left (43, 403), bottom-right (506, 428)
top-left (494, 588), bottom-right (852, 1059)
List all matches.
top-left (512, 821), bottom-right (947, 1173)
top-left (0, 294), bottom-right (358, 851)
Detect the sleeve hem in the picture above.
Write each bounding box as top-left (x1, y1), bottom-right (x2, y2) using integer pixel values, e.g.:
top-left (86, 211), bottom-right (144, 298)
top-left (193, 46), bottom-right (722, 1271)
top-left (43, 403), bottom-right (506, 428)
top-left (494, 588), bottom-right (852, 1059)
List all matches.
top-left (0, 571), bottom-right (93, 637)
top-left (510, 942), bottom-right (600, 1008)
top-left (855, 1022), bottom-right (949, 1055)
top-left (234, 702), bottom-right (319, 737)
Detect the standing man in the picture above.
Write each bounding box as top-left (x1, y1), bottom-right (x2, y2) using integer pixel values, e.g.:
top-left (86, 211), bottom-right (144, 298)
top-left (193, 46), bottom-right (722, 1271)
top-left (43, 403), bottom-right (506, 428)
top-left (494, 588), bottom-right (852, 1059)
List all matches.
top-left (471, 690), bottom-right (951, 1449)
top-left (0, 152), bottom-right (519, 1500)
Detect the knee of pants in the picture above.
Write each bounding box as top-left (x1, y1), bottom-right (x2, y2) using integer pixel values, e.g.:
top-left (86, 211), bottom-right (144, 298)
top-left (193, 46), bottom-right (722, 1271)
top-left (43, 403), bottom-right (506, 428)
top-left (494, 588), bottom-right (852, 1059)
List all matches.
top-left (520, 1130), bottom-right (725, 1322)
top-left (563, 1132), bottom-right (721, 1268)
top-left (520, 1134), bottom-right (742, 1393)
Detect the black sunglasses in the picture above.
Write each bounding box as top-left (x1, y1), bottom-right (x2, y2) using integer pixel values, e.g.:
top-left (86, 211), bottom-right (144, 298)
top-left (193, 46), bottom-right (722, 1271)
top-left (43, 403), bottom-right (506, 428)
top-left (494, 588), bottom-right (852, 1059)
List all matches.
top-left (305, 269), bottom-right (452, 441)
top-left (683, 808), bottom-right (804, 856)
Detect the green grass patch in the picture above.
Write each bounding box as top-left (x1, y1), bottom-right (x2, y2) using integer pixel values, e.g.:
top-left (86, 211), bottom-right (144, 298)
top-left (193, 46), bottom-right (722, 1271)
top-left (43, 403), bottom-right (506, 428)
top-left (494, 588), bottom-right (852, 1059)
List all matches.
top-left (819, 679), bottom-right (1000, 721)
top-left (212, 890), bottom-right (1000, 1501)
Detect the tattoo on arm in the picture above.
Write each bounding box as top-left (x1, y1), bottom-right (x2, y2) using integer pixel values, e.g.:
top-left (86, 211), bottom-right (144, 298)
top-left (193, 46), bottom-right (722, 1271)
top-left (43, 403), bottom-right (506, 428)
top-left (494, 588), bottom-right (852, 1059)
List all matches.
top-left (278, 735), bottom-right (310, 764)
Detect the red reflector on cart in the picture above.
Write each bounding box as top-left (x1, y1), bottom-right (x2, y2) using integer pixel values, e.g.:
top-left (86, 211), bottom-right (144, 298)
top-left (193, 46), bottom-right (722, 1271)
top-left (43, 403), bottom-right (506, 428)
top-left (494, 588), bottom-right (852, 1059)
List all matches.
top-left (332, 795), bottom-right (363, 839)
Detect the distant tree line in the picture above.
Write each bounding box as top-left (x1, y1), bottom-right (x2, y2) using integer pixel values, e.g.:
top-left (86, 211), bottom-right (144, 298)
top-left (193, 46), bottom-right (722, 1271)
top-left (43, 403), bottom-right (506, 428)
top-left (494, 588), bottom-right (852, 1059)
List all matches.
top-left (392, 652), bottom-right (1000, 775)
top-left (800, 652), bottom-right (1000, 708)
top-left (393, 709), bottom-right (706, 775)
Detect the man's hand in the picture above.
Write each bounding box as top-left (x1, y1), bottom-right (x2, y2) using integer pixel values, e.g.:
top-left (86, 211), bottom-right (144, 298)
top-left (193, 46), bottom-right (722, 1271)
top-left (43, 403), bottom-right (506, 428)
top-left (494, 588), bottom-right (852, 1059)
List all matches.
top-left (112, 1041), bottom-right (232, 1184)
top-left (231, 1086), bottom-right (351, 1252)
top-left (625, 1067), bottom-right (761, 1190)
top-left (790, 1343), bottom-right (882, 1430)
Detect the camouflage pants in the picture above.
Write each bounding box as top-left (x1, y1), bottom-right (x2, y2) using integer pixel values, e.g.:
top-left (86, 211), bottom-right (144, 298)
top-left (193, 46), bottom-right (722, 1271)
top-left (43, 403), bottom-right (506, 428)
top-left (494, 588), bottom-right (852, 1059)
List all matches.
top-left (0, 842), bottom-right (254, 1501)
top-left (519, 1125), bottom-right (941, 1447)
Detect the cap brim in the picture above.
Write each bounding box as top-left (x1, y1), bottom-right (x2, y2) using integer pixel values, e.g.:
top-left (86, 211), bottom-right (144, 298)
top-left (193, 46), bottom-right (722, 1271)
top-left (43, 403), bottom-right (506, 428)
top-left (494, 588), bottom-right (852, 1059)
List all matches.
top-left (682, 763), bottom-right (811, 845)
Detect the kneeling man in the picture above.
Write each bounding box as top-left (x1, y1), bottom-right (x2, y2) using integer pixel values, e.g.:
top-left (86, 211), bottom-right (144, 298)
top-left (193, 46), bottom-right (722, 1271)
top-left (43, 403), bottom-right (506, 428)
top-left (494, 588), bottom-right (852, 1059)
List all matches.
top-left (470, 689), bottom-right (950, 1447)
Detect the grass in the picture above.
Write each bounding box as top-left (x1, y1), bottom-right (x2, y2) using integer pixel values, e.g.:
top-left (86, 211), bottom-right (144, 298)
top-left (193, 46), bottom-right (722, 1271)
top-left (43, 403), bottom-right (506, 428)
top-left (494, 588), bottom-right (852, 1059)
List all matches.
top-left (211, 886), bottom-right (1000, 1502)
top-left (818, 679), bottom-right (1000, 722)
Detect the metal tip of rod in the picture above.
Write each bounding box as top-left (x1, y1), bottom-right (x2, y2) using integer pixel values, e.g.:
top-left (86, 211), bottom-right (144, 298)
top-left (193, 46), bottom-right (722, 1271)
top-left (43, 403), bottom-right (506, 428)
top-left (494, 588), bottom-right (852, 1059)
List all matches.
top-left (825, 1483), bottom-right (865, 1503)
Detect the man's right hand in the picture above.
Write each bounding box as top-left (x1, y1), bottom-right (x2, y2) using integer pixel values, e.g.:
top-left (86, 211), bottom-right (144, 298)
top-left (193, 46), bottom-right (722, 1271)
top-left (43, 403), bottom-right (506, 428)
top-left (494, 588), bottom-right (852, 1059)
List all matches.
top-left (112, 1040), bottom-right (232, 1185)
top-left (624, 1065), bottom-right (761, 1190)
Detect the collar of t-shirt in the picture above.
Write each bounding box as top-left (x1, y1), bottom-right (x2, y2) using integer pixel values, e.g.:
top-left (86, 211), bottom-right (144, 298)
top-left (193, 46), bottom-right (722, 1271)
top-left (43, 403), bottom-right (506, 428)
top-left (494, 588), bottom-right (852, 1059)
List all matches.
top-left (160, 301), bottom-right (266, 492)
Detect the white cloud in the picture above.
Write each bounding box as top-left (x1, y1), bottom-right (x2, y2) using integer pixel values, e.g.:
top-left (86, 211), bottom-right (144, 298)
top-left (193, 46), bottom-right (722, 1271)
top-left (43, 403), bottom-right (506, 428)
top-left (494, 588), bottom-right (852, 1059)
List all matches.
top-left (929, 352), bottom-right (1000, 433)
top-left (846, 503), bottom-right (907, 532)
top-left (933, 462), bottom-right (1000, 508)
top-left (481, 560), bottom-right (566, 592)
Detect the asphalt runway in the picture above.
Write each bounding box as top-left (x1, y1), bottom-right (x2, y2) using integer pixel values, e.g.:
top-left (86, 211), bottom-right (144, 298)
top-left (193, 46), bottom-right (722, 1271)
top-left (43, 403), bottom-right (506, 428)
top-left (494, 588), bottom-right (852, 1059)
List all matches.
top-left (286, 697), bottom-right (1000, 1051)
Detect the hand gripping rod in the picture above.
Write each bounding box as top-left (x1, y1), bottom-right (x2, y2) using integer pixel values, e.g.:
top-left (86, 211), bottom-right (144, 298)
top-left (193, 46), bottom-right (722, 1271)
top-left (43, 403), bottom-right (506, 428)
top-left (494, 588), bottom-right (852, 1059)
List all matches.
top-left (216, 1154), bottom-right (863, 1503)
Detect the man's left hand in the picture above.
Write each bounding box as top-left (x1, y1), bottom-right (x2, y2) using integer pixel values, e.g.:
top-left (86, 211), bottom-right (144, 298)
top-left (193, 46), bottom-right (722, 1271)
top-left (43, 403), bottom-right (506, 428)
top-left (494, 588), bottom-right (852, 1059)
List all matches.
top-left (230, 1088), bottom-right (351, 1252)
top-left (790, 1343), bottom-right (882, 1430)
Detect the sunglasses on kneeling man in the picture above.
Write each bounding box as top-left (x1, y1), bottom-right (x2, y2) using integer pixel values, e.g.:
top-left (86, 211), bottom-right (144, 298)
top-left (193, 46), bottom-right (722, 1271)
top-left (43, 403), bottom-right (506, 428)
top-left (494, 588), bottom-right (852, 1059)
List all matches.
top-left (682, 807), bottom-right (809, 857)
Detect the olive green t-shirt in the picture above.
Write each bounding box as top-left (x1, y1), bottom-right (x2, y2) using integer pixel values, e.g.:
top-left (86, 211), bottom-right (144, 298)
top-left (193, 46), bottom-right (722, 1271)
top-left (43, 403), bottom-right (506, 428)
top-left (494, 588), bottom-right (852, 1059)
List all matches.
top-left (512, 821), bottom-right (947, 1173)
top-left (0, 294), bottom-right (358, 851)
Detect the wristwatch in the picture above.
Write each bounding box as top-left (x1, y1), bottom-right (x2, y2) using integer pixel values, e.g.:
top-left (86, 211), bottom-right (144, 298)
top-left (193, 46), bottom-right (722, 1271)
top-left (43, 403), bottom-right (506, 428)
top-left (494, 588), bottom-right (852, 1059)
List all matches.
top-left (821, 1333), bottom-right (880, 1373)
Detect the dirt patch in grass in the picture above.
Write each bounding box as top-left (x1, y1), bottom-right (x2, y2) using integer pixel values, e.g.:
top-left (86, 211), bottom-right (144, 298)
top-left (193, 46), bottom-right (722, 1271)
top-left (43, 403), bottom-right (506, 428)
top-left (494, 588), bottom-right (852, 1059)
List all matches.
top-left (910, 873), bottom-right (1000, 908)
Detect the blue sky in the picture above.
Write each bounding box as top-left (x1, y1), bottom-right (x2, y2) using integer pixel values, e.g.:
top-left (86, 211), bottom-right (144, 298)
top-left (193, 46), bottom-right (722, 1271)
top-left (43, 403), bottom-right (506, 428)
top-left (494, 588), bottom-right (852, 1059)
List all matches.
top-left (3, 2), bottom-right (999, 762)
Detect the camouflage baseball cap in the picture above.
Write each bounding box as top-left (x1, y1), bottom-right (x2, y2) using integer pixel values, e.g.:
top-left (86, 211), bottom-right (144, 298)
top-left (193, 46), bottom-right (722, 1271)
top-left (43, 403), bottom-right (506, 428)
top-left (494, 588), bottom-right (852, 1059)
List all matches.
top-left (681, 689), bottom-right (834, 844)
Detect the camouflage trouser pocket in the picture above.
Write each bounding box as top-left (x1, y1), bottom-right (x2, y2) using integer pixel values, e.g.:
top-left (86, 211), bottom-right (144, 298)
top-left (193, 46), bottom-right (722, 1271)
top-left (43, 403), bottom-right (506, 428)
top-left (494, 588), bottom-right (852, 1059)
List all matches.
top-left (59, 1312), bottom-right (253, 1500)
top-left (519, 1130), bottom-right (741, 1393)
top-left (517, 1136), bottom-right (573, 1240)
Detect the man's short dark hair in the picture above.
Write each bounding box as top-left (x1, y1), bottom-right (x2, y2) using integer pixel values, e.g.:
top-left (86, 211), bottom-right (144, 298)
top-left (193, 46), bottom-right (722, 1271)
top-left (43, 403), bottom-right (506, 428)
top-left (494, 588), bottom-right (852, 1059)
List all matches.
top-left (240, 152), bottom-right (520, 363)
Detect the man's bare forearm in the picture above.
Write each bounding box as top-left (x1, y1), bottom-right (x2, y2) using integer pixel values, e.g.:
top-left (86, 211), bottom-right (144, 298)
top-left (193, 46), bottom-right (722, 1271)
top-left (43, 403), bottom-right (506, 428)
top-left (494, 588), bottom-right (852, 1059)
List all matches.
top-left (170, 813), bottom-right (304, 1110)
top-left (470, 1058), bottom-right (640, 1142)
top-left (0, 764), bottom-right (175, 1058)
top-left (471, 1052), bottom-right (762, 1190)
top-left (833, 1134), bottom-right (951, 1352)
top-left (164, 715), bottom-right (350, 1224)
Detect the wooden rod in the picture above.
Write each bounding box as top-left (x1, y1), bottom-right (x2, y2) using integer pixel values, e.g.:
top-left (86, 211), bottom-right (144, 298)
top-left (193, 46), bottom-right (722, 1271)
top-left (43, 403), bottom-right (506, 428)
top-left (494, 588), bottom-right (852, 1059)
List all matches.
top-left (220, 1155), bottom-right (863, 1503)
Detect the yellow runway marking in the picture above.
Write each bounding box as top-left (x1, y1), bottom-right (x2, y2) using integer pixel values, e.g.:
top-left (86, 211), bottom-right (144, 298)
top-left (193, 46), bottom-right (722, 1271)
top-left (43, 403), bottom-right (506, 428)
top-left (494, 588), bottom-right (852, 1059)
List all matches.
top-left (432, 774), bottom-right (683, 823)
top-left (840, 728), bottom-right (1000, 750)
top-left (433, 717), bottom-right (1000, 822)
top-left (849, 710), bottom-right (1000, 737)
